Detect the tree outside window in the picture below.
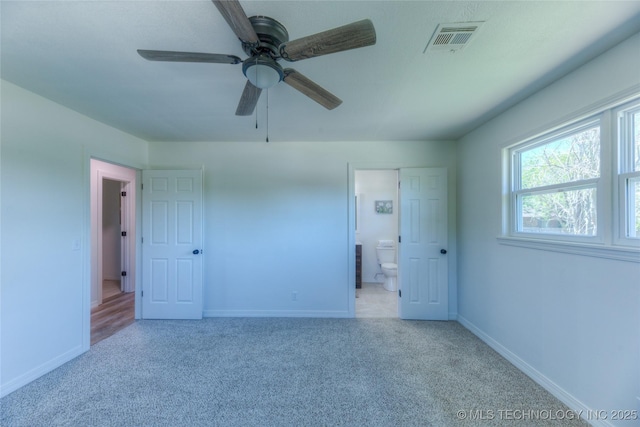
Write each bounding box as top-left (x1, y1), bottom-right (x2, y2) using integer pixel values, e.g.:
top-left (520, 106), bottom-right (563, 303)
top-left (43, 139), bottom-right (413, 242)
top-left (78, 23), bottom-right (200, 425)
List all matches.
top-left (515, 123), bottom-right (600, 236)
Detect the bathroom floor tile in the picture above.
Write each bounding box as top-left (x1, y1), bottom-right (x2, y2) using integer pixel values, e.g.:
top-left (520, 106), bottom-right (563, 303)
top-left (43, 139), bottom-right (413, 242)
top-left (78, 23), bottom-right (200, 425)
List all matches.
top-left (355, 282), bottom-right (397, 318)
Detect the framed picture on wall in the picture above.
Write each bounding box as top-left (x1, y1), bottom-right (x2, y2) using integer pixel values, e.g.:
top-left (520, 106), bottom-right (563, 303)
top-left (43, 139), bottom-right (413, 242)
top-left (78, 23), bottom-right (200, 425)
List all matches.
top-left (375, 200), bottom-right (393, 214)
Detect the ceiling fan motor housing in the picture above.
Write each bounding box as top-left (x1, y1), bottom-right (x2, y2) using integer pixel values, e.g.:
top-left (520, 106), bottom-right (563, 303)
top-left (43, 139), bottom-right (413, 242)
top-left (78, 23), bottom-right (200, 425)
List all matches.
top-left (243, 16), bottom-right (289, 59)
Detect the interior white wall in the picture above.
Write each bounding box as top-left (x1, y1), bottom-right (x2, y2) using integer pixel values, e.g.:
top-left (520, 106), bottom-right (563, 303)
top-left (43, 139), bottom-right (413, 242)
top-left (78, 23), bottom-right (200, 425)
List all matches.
top-left (148, 139), bottom-right (457, 318)
top-left (355, 170), bottom-right (398, 283)
top-left (0, 80), bottom-right (148, 397)
top-left (456, 32), bottom-right (640, 424)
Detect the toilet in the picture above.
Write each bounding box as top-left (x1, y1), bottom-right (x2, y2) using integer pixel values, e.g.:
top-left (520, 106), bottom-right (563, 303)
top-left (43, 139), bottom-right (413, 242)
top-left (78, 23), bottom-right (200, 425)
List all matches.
top-left (376, 240), bottom-right (397, 292)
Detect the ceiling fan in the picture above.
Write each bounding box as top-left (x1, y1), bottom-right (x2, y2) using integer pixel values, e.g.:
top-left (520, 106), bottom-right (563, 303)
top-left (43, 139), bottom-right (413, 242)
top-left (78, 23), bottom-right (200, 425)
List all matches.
top-left (137, 0), bottom-right (376, 116)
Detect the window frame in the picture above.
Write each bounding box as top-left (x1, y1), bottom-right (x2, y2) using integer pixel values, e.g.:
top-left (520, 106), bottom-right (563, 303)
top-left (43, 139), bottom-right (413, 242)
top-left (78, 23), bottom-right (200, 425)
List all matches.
top-left (614, 100), bottom-right (640, 247)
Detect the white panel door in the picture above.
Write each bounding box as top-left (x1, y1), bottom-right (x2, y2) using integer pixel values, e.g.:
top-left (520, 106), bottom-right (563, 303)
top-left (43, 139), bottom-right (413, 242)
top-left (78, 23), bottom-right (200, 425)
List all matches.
top-left (399, 168), bottom-right (448, 320)
top-left (142, 170), bottom-right (203, 319)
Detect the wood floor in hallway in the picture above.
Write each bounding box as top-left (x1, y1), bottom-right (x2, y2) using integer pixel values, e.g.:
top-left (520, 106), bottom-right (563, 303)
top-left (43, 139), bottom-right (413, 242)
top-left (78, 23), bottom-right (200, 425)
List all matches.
top-left (91, 290), bottom-right (135, 345)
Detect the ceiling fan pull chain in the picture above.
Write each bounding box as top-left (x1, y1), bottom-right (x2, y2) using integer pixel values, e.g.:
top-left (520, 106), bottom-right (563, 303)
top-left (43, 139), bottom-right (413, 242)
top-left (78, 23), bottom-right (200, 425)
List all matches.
top-left (255, 56), bottom-right (260, 129)
top-left (266, 89), bottom-right (270, 143)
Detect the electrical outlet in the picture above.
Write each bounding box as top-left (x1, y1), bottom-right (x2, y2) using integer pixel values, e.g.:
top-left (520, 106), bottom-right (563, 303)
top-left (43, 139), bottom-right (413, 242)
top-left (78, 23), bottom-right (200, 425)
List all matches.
top-left (292, 291), bottom-right (298, 301)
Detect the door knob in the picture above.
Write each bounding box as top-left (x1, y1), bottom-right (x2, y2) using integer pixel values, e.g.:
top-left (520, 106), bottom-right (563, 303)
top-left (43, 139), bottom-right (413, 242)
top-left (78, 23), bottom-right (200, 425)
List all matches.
top-left (440, 249), bottom-right (447, 254)
top-left (193, 249), bottom-right (200, 255)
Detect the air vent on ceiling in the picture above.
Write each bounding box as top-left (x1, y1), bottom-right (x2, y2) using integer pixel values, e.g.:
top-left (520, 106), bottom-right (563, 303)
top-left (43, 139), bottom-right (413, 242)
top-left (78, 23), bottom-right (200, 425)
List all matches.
top-left (423, 21), bottom-right (485, 53)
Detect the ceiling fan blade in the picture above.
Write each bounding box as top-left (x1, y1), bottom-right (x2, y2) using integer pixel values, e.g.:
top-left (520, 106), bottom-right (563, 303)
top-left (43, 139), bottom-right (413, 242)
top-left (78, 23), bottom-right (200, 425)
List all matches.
top-left (137, 50), bottom-right (242, 64)
top-left (283, 69), bottom-right (342, 110)
top-left (280, 19), bottom-right (376, 62)
top-left (212, 0), bottom-right (259, 44)
top-left (235, 80), bottom-right (262, 116)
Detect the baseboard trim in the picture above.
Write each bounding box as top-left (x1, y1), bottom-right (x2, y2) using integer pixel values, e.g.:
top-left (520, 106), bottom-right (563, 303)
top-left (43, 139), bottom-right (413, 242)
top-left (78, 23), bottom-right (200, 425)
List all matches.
top-left (204, 309), bottom-right (352, 318)
top-left (0, 345), bottom-right (85, 398)
top-left (457, 315), bottom-right (611, 427)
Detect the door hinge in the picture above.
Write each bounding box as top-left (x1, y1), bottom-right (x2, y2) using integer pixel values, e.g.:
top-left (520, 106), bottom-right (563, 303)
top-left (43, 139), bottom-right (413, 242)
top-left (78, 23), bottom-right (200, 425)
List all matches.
top-left (121, 271), bottom-right (127, 277)
top-left (121, 231), bottom-right (127, 237)
top-left (121, 191), bottom-right (126, 197)
top-left (141, 183), bottom-right (144, 190)
top-left (398, 289), bottom-right (402, 298)
top-left (141, 290), bottom-right (144, 297)
top-left (398, 235), bottom-right (401, 243)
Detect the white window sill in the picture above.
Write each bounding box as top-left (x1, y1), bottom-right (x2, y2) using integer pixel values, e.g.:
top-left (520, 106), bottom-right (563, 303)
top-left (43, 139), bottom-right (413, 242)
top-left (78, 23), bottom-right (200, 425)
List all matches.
top-left (497, 236), bottom-right (640, 263)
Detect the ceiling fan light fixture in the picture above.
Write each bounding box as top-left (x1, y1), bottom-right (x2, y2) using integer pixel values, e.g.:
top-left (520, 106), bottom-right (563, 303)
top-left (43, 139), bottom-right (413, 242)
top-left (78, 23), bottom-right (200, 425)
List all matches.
top-left (243, 56), bottom-right (284, 89)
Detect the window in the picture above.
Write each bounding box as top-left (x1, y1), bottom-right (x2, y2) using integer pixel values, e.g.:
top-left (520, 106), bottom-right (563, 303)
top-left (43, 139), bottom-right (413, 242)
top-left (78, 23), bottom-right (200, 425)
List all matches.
top-left (511, 118), bottom-right (601, 239)
top-left (503, 95), bottom-right (640, 260)
top-left (617, 101), bottom-right (640, 241)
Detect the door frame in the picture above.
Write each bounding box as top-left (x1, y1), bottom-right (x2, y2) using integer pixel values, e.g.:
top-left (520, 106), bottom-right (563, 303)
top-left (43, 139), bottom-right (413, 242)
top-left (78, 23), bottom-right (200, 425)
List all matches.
top-left (88, 159), bottom-right (141, 329)
top-left (348, 162), bottom-right (454, 319)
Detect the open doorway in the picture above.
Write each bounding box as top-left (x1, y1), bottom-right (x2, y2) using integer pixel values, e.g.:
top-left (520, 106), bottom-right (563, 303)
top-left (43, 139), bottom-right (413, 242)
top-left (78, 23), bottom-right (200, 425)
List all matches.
top-left (350, 165), bottom-right (449, 320)
top-left (354, 169), bottom-right (399, 318)
top-left (90, 159), bottom-right (136, 344)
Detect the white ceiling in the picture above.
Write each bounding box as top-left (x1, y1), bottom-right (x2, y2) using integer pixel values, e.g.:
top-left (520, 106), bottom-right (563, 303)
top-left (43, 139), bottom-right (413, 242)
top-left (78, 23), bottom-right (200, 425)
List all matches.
top-left (2, 1), bottom-right (640, 143)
